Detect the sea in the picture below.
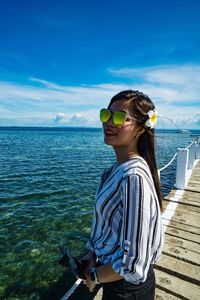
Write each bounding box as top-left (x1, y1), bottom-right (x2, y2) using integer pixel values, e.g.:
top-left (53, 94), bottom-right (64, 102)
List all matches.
top-left (0, 127), bottom-right (199, 300)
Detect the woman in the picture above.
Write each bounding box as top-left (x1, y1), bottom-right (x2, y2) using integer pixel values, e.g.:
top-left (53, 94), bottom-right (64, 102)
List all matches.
top-left (81, 90), bottom-right (164, 300)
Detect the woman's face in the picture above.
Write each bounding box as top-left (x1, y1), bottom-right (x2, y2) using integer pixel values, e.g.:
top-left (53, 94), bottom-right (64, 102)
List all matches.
top-left (103, 100), bottom-right (141, 148)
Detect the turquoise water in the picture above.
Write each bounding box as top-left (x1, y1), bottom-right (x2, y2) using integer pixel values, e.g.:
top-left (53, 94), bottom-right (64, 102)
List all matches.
top-left (0, 127), bottom-right (198, 299)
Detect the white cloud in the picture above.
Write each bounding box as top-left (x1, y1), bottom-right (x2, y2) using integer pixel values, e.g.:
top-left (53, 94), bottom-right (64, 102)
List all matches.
top-left (0, 63), bottom-right (200, 128)
top-left (54, 112), bottom-right (66, 122)
top-left (108, 64), bottom-right (200, 105)
top-left (107, 64), bottom-right (200, 128)
top-left (68, 113), bottom-right (89, 125)
top-left (0, 80), bottom-right (123, 110)
top-left (54, 112), bottom-right (96, 126)
top-left (108, 64), bottom-right (200, 86)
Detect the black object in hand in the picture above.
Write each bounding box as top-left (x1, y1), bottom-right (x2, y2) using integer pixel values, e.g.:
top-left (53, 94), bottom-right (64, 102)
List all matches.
top-left (58, 246), bottom-right (86, 280)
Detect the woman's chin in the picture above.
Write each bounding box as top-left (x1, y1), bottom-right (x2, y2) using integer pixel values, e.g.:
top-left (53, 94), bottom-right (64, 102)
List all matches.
top-left (104, 136), bottom-right (116, 146)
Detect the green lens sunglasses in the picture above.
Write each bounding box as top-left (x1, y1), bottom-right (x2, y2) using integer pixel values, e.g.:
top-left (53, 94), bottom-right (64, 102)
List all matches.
top-left (100, 108), bottom-right (135, 126)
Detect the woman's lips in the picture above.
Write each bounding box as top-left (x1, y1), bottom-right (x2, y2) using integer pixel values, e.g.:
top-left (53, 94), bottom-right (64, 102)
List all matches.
top-left (104, 129), bottom-right (117, 137)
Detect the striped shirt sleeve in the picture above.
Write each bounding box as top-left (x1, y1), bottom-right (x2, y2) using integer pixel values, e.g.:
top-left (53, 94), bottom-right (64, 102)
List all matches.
top-left (112, 174), bottom-right (153, 284)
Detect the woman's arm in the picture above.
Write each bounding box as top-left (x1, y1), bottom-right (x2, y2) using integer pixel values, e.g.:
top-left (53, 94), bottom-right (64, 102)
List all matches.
top-left (85, 263), bottom-right (123, 292)
top-left (96, 263), bottom-right (123, 283)
top-left (119, 174), bottom-right (152, 283)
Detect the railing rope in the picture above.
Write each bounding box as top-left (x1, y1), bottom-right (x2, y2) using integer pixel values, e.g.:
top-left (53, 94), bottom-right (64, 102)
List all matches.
top-left (186, 141), bottom-right (194, 149)
top-left (158, 153), bottom-right (177, 172)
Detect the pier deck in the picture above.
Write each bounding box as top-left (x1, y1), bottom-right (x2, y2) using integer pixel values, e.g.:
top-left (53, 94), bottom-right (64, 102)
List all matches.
top-left (94, 160), bottom-right (200, 300)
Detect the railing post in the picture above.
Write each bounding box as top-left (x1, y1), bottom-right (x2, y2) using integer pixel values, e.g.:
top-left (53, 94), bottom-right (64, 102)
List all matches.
top-left (188, 141), bottom-right (196, 169)
top-left (176, 148), bottom-right (189, 189)
top-left (196, 139), bottom-right (200, 159)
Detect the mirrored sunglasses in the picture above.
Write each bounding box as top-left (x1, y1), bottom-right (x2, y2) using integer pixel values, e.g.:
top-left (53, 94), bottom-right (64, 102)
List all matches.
top-left (100, 108), bottom-right (133, 126)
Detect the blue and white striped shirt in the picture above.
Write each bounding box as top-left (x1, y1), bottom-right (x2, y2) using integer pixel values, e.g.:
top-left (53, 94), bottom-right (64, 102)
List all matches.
top-left (88, 157), bottom-right (164, 284)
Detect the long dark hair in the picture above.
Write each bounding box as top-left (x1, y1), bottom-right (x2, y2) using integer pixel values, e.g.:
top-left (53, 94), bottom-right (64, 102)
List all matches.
top-left (108, 90), bottom-right (163, 211)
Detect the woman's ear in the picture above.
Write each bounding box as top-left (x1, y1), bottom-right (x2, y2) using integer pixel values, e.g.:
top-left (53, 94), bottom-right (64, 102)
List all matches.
top-left (136, 127), bottom-right (145, 138)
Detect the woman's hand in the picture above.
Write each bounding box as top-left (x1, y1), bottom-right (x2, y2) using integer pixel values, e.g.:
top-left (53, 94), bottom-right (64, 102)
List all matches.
top-left (84, 272), bottom-right (96, 293)
top-left (79, 251), bottom-right (97, 292)
top-left (80, 251), bottom-right (96, 274)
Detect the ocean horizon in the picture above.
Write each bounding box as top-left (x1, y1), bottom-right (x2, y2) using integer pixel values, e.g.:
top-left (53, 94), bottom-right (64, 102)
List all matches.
top-left (0, 126), bottom-right (199, 130)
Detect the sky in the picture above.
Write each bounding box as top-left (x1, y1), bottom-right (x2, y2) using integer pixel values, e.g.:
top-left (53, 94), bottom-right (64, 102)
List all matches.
top-left (0, 0), bottom-right (200, 129)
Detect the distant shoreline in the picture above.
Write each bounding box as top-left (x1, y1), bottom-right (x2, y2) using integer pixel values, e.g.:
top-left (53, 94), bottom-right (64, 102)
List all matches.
top-left (0, 126), bottom-right (199, 133)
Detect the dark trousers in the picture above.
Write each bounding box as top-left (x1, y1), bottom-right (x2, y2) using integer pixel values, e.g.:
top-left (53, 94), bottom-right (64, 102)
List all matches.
top-left (102, 266), bottom-right (155, 300)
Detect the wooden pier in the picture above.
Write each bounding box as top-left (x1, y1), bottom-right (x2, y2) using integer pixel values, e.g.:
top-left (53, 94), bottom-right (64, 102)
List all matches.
top-left (93, 160), bottom-right (200, 300)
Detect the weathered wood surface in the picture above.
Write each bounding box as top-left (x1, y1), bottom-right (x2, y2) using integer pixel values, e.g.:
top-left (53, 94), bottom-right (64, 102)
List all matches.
top-left (155, 160), bottom-right (200, 300)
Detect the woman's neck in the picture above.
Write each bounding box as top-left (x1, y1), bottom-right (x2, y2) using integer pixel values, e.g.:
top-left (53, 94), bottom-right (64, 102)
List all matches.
top-left (114, 147), bottom-right (140, 164)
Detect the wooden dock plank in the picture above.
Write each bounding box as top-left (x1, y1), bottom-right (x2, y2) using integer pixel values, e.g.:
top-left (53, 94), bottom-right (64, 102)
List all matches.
top-left (162, 219), bottom-right (200, 234)
top-left (164, 233), bottom-right (199, 253)
top-left (163, 201), bottom-right (200, 213)
top-left (188, 180), bottom-right (200, 185)
top-left (169, 211), bottom-right (200, 228)
top-left (164, 225), bottom-right (200, 243)
top-left (155, 289), bottom-right (182, 299)
top-left (163, 204), bottom-right (200, 216)
top-left (163, 194), bottom-right (200, 207)
top-left (165, 200), bottom-right (200, 208)
top-left (94, 288), bottom-right (103, 300)
top-left (167, 189), bottom-right (200, 201)
top-left (155, 253), bottom-right (200, 283)
top-left (155, 269), bottom-right (200, 300)
top-left (162, 242), bottom-right (200, 266)
top-left (185, 186), bottom-right (200, 193)
top-left (164, 195), bottom-right (200, 207)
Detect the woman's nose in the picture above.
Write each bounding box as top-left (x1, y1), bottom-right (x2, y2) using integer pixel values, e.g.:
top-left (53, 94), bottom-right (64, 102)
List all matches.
top-left (105, 116), bottom-right (115, 126)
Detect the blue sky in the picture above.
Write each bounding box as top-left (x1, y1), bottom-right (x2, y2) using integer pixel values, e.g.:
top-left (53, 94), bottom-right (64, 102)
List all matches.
top-left (0, 0), bottom-right (200, 128)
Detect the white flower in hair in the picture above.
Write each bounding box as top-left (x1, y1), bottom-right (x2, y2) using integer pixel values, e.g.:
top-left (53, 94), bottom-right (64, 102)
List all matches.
top-left (145, 109), bottom-right (158, 129)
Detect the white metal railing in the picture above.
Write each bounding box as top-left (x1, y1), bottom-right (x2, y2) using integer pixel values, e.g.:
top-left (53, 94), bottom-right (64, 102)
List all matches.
top-left (60, 279), bottom-right (82, 300)
top-left (176, 139), bottom-right (200, 189)
top-left (158, 137), bottom-right (200, 190)
top-left (60, 136), bottom-right (200, 300)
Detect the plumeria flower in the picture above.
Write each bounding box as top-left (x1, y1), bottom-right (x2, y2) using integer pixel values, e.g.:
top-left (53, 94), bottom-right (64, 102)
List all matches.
top-left (145, 109), bottom-right (158, 129)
